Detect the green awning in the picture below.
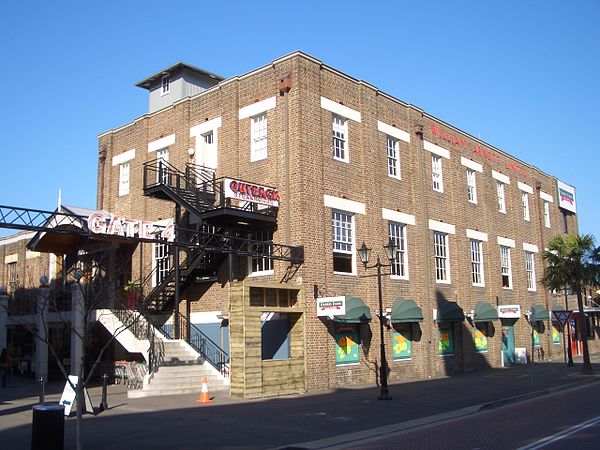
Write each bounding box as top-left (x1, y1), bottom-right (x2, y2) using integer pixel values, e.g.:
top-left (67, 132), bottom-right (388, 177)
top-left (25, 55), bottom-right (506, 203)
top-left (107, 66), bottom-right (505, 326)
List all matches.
top-left (473, 302), bottom-right (499, 322)
top-left (437, 301), bottom-right (464, 322)
top-left (551, 304), bottom-right (564, 312)
top-left (391, 299), bottom-right (424, 323)
top-left (532, 304), bottom-right (550, 321)
top-left (333, 296), bottom-right (372, 324)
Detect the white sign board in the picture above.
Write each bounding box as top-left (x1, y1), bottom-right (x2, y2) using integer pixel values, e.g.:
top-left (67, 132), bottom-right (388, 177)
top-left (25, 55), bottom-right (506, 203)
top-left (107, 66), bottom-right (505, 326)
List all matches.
top-left (498, 304), bottom-right (521, 319)
top-left (223, 178), bottom-right (279, 207)
top-left (557, 180), bottom-right (577, 213)
top-left (316, 296), bottom-right (346, 317)
top-left (59, 375), bottom-right (95, 416)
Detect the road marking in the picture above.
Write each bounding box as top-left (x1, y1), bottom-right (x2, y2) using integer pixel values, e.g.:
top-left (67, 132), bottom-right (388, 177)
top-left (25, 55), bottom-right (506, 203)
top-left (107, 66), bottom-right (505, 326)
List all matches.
top-left (517, 415), bottom-right (600, 449)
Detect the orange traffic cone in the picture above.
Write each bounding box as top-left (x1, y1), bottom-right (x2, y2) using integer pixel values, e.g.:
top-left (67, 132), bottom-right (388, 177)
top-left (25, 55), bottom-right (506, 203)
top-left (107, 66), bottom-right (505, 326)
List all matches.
top-left (196, 377), bottom-right (213, 404)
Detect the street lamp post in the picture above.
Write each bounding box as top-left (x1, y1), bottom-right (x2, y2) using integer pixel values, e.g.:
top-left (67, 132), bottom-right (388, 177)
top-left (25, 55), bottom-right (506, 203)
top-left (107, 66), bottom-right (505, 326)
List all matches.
top-left (358, 240), bottom-right (398, 401)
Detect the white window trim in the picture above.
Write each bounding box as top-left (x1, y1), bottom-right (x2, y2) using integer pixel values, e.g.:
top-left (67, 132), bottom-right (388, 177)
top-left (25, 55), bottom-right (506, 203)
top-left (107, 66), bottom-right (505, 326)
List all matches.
top-left (423, 141), bottom-right (450, 159)
top-left (431, 154), bottom-right (444, 193)
top-left (148, 134), bottom-right (175, 153)
top-left (523, 242), bottom-right (539, 253)
top-left (433, 231), bottom-right (451, 284)
top-left (118, 162), bottom-right (130, 197)
top-left (250, 112), bottom-right (268, 162)
top-left (497, 181), bottom-right (507, 214)
top-left (324, 195), bottom-right (365, 215)
top-left (4, 254), bottom-right (18, 264)
top-left (428, 220), bottom-right (456, 235)
top-left (239, 96), bottom-right (277, 120)
top-left (332, 114), bottom-right (349, 163)
top-left (377, 121), bottom-right (410, 142)
top-left (248, 231), bottom-right (274, 277)
top-left (320, 97), bottom-right (361, 123)
top-left (190, 117), bottom-right (222, 137)
top-left (466, 229), bottom-right (488, 242)
top-left (388, 222), bottom-right (409, 281)
top-left (525, 251), bottom-right (537, 292)
top-left (522, 192), bottom-right (530, 222)
top-left (386, 135), bottom-right (401, 180)
top-left (382, 208), bottom-right (415, 226)
top-left (460, 157), bottom-right (483, 173)
top-left (497, 236), bottom-right (516, 248)
top-left (161, 74), bottom-right (170, 96)
top-left (543, 201), bottom-right (551, 228)
top-left (500, 245), bottom-right (513, 290)
top-left (332, 210), bottom-right (357, 276)
top-left (540, 191), bottom-right (554, 203)
top-left (467, 169), bottom-right (478, 204)
top-left (518, 181), bottom-right (533, 194)
top-left (492, 170), bottom-right (510, 185)
top-left (112, 149), bottom-right (135, 166)
top-left (470, 239), bottom-right (485, 287)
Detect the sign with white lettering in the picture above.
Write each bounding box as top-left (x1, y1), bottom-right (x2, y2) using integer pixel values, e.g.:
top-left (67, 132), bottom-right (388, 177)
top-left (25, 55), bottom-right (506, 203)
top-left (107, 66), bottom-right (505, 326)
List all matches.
top-left (87, 213), bottom-right (174, 242)
top-left (59, 375), bottom-right (95, 416)
top-left (224, 178), bottom-right (279, 207)
top-left (557, 180), bottom-right (577, 213)
top-left (498, 304), bottom-right (521, 319)
top-left (316, 296), bottom-right (346, 317)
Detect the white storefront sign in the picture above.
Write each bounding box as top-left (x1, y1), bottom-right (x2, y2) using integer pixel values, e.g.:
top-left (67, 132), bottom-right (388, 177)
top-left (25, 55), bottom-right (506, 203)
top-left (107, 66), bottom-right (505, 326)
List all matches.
top-left (557, 180), bottom-right (577, 213)
top-left (224, 178), bottom-right (279, 207)
top-left (498, 304), bottom-right (521, 319)
top-left (316, 296), bottom-right (346, 317)
top-left (87, 213), bottom-right (174, 242)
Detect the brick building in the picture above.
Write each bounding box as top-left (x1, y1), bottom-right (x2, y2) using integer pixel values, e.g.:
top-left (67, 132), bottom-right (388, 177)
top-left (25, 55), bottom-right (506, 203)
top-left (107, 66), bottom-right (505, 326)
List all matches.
top-left (4, 51), bottom-right (596, 397)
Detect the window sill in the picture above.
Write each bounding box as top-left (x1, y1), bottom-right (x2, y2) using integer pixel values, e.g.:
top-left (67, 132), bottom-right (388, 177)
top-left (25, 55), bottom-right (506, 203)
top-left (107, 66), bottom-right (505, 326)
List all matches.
top-left (435, 280), bottom-right (451, 285)
top-left (248, 270), bottom-right (274, 278)
top-left (333, 271), bottom-right (357, 277)
top-left (390, 275), bottom-right (409, 281)
top-left (472, 283), bottom-right (486, 288)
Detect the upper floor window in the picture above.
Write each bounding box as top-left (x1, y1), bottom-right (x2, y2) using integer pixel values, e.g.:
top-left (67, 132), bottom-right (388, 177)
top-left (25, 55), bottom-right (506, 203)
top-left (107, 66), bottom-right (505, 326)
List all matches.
top-left (8, 262), bottom-right (17, 288)
top-left (497, 182), bottom-right (506, 214)
top-left (470, 239), bottom-right (484, 286)
top-left (432, 155), bottom-right (443, 193)
top-left (389, 222), bottom-right (408, 279)
top-left (500, 245), bottom-right (512, 289)
top-left (161, 74), bottom-right (170, 96)
top-left (332, 210), bottom-right (354, 274)
top-left (153, 242), bottom-right (170, 287)
top-left (156, 148), bottom-right (170, 184)
top-left (543, 201), bottom-right (551, 228)
top-left (119, 162), bottom-right (130, 196)
top-left (467, 169), bottom-right (477, 203)
top-left (433, 231), bottom-right (450, 283)
top-left (250, 231), bottom-right (273, 275)
top-left (525, 251), bottom-right (536, 291)
top-left (332, 114), bottom-right (348, 163)
top-left (387, 136), bottom-right (400, 179)
top-left (251, 112), bottom-right (268, 162)
top-left (522, 192), bottom-right (530, 221)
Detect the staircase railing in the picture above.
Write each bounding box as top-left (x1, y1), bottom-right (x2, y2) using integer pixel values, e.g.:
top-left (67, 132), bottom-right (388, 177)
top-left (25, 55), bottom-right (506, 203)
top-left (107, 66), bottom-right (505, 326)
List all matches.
top-left (161, 312), bottom-right (229, 377)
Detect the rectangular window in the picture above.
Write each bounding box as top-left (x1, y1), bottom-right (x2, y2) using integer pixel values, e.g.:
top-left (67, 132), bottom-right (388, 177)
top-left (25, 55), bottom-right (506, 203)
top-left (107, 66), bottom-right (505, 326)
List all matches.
top-left (261, 312), bottom-right (291, 360)
top-left (389, 222), bottom-right (408, 279)
top-left (332, 114), bottom-right (348, 162)
top-left (250, 231), bottom-right (273, 275)
top-left (438, 323), bottom-right (454, 356)
top-left (522, 192), bottom-right (530, 221)
top-left (467, 169), bottom-right (477, 203)
top-left (161, 74), bottom-right (170, 95)
top-left (392, 324), bottom-right (412, 360)
top-left (500, 245), bottom-right (512, 289)
top-left (525, 251), bottom-right (536, 291)
top-left (497, 182), bottom-right (506, 214)
top-left (8, 262), bottom-right (17, 288)
top-left (156, 148), bottom-right (169, 184)
top-left (470, 239), bottom-right (484, 286)
top-left (153, 242), bottom-right (170, 287)
top-left (544, 201), bottom-right (551, 228)
top-left (387, 136), bottom-right (400, 179)
top-left (335, 325), bottom-right (360, 365)
top-left (332, 210), bottom-right (354, 274)
top-left (119, 162), bottom-right (130, 196)
top-left (434, 231), bottom-right (450, 283)
top-left (251, 112), bottom-right (268, 161)
top-left (474, 324), bottom-right (489, 352)
top-left (432, 155), bottom-right (443, 192)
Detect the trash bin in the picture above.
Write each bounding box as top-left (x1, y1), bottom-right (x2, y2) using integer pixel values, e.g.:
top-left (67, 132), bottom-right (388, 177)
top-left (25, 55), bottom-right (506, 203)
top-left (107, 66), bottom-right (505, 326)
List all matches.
top-left (31, 404), bottom-right (65, 450)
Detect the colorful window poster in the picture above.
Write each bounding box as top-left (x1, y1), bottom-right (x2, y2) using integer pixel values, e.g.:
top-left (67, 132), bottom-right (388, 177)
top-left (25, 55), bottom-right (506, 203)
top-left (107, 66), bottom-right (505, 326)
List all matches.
top-left (392, 325), bottom-right (412, 360)
top-left (552, 324), bottom-right (561, 344)
top-left (533, 327), bottom-right (540, 346)
top-left (335, 326), bottom-right (359, 365)
top-left (438, 323), bottom-right (454, 356)
top-left (474, 327), bottom-right (488, 352)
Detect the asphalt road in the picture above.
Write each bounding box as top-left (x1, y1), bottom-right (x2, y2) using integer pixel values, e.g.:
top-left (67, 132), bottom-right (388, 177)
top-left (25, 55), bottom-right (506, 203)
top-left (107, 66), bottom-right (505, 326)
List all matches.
top-left (338, 382), bottom-right (600, 450)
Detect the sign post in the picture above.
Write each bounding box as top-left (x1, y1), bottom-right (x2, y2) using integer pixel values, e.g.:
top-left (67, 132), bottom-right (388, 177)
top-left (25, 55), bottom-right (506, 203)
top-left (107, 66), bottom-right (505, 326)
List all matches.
top-left (552, 310), bottom-right (573, 366)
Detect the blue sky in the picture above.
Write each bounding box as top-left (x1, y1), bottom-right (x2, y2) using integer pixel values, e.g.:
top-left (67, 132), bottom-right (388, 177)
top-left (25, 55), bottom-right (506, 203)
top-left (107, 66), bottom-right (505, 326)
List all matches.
top-left (1, 1), bottom-right (599, 239)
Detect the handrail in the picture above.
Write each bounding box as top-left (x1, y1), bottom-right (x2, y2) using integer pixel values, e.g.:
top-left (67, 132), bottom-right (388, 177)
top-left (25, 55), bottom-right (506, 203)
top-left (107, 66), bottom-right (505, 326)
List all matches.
top-left (161, 312), bottom-right (229, 377)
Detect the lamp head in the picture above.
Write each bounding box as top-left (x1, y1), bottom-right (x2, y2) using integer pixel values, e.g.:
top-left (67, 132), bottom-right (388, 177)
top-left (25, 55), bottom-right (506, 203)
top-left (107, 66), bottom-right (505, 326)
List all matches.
top-left (358, 242), bottom-right (371, 267)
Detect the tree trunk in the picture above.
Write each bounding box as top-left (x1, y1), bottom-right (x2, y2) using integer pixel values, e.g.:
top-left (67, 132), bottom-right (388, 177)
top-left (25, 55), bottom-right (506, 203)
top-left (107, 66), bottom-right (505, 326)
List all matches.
top-left (577, 290), bottom-right (593, 375)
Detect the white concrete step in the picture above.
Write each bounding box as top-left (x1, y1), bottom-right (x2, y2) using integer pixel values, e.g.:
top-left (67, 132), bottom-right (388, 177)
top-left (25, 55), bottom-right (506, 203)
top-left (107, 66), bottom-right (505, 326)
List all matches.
top-left (128, 384), bottom-right (228, 398)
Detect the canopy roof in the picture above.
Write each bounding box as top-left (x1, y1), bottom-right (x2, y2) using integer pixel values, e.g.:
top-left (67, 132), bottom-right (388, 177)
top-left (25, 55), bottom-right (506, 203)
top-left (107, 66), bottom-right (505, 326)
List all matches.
top-left (437, 301), bottom-right (464, 322)
top-left (473, 302), bottom-right (499, 322)
top-left (532, 304), bottom-right (550, 321)
top-left (333, 296), bottom-right (372, 324)
top-left (391, 299), bottom-right (423, 323)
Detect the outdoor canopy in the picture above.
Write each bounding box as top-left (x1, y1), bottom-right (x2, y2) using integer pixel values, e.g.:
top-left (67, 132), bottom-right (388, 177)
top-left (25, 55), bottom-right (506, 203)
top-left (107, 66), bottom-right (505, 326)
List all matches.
top-left (436, 301), bottom-right (464, 322)
top-left (531, 304), bottom-right (550, 321)
top-left (333, 296), bottom-right (372, 324)
top-left (473, 302), bottom-right (499, 322)
top-left (391, 299), bottom-right (424, 323)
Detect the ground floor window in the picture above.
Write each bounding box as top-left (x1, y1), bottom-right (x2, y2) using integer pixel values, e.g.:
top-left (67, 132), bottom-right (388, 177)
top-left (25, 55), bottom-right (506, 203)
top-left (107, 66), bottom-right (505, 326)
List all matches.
top-left (392, 323), bottom-right (412, 360)
top-left (551, 323), bottom-right (561, 344)
top-left (335, 325), bottom-right (360, 365)
top-left (474, 323), bottom-right (489, 352)
top-left (532, 323), bottom-right (542, 347)
top-left (438, 323), bottom-right (454, 356)
top-left (261, 312), bottom-right (291, 360)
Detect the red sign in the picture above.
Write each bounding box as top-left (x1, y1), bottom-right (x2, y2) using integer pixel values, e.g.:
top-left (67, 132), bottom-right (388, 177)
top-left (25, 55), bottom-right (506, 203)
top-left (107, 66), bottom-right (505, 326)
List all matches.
top-left (552, 310), bottom-right (572, 327)
top-left (430, 124), bottom-right (528, 177)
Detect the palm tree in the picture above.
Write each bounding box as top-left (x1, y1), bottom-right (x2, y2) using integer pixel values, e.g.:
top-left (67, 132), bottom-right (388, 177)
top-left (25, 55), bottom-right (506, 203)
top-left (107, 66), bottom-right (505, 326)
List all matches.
top-left (542, 234), bottom-right (600, 375)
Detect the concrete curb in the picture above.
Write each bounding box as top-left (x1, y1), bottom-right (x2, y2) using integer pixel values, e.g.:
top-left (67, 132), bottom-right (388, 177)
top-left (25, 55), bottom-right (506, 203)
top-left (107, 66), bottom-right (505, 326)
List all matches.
top-left (275, 376), bottom-right (600, 450)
